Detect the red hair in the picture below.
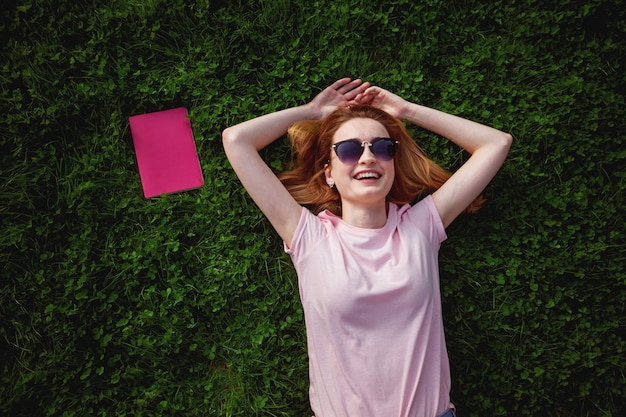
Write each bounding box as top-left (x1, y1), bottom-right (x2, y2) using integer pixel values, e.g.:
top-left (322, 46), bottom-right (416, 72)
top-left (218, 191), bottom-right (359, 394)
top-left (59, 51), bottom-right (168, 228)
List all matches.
top-left (278, 105), bottom-right (484, 215)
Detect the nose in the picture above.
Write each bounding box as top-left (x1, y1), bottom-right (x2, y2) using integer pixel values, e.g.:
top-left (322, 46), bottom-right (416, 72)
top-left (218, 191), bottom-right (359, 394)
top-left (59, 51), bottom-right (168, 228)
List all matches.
top-left (359, 142), bottom-right (376, 163)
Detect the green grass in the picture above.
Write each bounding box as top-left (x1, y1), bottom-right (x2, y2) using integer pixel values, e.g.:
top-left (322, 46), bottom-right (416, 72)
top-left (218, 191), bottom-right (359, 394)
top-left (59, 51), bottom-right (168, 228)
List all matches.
top-left (1, 0), bottom-right (625, 416)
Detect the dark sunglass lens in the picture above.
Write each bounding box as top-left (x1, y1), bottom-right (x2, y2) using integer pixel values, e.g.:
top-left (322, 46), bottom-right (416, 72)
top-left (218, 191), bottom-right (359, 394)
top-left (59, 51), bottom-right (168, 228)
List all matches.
top-left (372, 139), bottom-right (397, 160)
top-left (335, 141), bottom-right (363, 163)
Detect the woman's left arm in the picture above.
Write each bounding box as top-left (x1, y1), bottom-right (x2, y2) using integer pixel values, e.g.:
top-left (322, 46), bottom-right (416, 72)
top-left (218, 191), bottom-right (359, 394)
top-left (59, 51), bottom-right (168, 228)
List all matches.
top-left (356, 86), bottom-right (513, 228)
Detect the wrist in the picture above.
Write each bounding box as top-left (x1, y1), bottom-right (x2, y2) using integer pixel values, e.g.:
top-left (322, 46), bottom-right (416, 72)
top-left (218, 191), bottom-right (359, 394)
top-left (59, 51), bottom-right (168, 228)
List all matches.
top-left (301, 102), bottom-right (325, 120)
top-left (400, 102), bottom-right (426, 125)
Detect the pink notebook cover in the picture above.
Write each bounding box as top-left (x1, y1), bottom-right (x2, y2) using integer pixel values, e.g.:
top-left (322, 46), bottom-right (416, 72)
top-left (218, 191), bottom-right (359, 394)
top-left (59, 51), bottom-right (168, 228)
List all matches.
top-left (129, 107), bottom-right (204, 198)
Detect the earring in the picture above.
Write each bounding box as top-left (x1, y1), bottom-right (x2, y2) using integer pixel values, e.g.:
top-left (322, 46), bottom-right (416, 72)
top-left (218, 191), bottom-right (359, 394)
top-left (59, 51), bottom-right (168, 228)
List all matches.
top-left (327, 180), bottom-right (335, 189)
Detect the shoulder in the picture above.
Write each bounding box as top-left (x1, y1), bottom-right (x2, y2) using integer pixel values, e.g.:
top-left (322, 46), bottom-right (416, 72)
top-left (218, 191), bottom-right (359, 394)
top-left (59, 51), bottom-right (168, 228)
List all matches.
top-left (285, 207), bottom-right (332, 255)
top-left (398, 196), bottom-right (447, 245)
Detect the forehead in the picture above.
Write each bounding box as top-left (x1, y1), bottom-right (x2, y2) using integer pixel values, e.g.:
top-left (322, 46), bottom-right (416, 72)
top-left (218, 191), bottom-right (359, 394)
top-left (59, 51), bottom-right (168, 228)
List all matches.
top-left (332, 118), bottom-right (389, 143)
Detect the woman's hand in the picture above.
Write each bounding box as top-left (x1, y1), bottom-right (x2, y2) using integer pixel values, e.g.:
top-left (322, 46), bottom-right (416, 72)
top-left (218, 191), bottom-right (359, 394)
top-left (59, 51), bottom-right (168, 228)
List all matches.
top-left (307, 78), bottom-right (370, 119)
top-left (354, 86), bottom-right (410, 120)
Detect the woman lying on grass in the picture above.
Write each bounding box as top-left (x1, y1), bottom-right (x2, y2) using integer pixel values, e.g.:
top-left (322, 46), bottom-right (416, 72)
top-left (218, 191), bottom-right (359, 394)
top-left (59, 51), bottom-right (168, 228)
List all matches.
top-left (222, 78), bottom-right (512, 417)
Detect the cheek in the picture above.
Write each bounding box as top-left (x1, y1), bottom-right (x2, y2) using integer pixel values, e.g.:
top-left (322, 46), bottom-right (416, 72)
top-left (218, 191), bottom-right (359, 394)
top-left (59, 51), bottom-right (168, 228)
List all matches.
top-left (333, 166), bottom-right (351, 182)
top-left (385, 164), bottom-right (396, 187)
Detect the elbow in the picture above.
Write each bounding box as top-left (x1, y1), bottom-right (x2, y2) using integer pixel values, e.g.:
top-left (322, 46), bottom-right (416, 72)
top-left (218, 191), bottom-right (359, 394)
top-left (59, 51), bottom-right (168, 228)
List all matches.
top-left (503, 132), bottom-right (513, 147)
top-left (499, 132), bottom-right (513, 154)
top-left (480, 132), bottom-right (512, 160)
top-left (222, 127), bottom-right (232, 144)
top-left (498, 133), bottom-right (513, 163)
top-left (222, 126), bottom-right (237, 149)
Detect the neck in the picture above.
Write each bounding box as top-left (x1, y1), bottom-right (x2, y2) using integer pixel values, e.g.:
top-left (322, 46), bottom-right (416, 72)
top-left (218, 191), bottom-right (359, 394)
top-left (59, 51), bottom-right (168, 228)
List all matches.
top-left (340, 201), bottom-right (389, 229)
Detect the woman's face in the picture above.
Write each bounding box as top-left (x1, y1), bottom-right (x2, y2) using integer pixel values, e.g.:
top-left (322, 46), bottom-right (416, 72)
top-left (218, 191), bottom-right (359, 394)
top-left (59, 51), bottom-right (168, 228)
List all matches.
top-left (325, 118), bottom-right (395, 209)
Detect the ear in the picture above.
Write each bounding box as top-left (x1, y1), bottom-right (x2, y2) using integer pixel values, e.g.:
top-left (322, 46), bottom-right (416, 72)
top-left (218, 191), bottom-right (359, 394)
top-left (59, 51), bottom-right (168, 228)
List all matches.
top-left (324, 163), bottom-right (334, 188)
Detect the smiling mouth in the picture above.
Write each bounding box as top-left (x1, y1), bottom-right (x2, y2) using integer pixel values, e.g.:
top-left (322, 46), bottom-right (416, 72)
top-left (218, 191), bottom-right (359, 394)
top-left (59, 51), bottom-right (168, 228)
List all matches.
top-left (354, 172), bottom-right (381, 180)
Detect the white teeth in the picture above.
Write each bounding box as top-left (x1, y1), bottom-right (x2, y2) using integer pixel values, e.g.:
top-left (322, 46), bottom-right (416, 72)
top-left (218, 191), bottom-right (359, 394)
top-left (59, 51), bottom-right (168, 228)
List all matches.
top-left (355, 172), bottom-right (380, 180)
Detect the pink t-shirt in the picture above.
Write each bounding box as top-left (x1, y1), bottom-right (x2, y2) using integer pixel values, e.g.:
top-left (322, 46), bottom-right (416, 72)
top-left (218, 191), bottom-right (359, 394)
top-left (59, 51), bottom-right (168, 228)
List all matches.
top-left (285, 196), bottom-right (452, 417)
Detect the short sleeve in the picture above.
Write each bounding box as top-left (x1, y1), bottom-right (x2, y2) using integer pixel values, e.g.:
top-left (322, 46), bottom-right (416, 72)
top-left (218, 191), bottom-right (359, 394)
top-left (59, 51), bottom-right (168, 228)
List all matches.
top-left (405, 195), bottom-right (447, 247)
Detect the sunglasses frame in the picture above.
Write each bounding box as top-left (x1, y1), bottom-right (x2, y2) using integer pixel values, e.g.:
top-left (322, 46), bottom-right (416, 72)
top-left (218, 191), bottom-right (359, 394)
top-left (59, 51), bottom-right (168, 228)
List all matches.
top-left (332, 137), bottom-right (399, 164)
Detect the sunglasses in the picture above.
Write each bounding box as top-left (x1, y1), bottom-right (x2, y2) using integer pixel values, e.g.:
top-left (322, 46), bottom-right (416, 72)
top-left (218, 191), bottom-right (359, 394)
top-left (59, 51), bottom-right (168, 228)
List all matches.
top-left (332, 138), bottom-right (399, 164)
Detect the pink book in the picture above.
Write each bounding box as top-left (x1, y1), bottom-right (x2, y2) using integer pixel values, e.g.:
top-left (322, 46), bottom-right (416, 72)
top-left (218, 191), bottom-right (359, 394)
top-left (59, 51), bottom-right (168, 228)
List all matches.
top-left (129, 107), bottom-right (204, 198)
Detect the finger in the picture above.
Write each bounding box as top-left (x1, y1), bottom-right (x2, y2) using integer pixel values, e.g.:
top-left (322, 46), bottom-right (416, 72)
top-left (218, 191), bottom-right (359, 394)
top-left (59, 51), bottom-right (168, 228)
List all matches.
top-left (343, 81), bottom-right (370, 99)
top-left (354, 92), bottom-right (374, 104)
top-left (362, 85), bottom-right (380, 95)
top-left (331, 78), bottom-right (353, 91)
top-left (337, 78), bottom-right (364, 94)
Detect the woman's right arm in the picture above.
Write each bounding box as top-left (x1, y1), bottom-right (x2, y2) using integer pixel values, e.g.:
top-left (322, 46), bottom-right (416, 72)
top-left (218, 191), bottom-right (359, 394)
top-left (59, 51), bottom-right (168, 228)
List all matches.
top-left (222, 78), bottom-right (368, 246)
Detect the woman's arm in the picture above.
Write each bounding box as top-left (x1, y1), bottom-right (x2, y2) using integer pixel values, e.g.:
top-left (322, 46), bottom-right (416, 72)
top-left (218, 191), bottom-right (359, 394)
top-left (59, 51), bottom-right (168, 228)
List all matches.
top-left (355, 86), bottom-right (512, 228)
top-left (222, 78), bottom-right (369, 245)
